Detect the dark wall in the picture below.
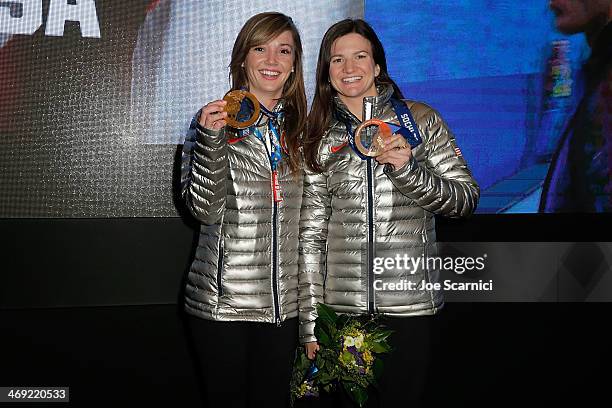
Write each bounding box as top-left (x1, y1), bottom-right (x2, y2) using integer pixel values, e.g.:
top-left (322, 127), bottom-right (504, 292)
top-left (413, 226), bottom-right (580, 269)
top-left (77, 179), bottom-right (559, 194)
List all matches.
top-left (1, 214), bottom-right (610, 406)
top-left (0, 303), bottom-right (606, 407)
top-left (3, 213), bottom-right (612, 309)
top-left (0, 217), bottom-right (198, 308)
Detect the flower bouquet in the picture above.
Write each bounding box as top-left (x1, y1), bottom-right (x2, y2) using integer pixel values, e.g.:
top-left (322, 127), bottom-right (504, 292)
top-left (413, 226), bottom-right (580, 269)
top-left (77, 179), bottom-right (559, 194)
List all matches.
top-left (291, 303), bottom-right (393, 407)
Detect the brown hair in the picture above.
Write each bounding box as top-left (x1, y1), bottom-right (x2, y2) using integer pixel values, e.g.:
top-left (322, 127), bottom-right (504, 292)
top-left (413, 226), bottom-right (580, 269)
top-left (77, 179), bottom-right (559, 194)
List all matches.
top-left (304, 19), bottom-right (404, 172)
top-left (229, 12), bottom-right (306, 173)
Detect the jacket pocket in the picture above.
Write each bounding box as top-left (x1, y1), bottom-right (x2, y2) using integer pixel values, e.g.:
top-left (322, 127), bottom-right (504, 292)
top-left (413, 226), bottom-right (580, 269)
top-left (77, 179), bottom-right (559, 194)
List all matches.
top-left (216, 238), bottom-right (224, 297)
top-left (323, 242), bottom-right (329, 291)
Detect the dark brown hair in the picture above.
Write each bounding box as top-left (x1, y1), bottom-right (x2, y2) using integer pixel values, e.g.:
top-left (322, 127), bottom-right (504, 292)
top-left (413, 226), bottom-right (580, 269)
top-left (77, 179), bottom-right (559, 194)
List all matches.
top-left (304, 19), bottom-right (404, 172)
top-left (229, 12), bottom-right (306, 173)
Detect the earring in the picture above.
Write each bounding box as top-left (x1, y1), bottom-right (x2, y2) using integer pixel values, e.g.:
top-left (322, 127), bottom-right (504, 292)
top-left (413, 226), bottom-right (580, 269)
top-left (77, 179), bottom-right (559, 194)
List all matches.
top-left (241, 62), bottom-right (244, 68)
top-left (291, 67), bottom-right (294, 73)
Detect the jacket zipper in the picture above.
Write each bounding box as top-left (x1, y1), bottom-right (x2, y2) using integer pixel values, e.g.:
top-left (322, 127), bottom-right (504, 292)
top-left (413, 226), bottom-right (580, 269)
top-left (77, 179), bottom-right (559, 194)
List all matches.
top-left (216, 238), bottom-right (224, 297)
top-left (272, 198), bottom-right (281, 326)
top-left (361, 98), bottom-right (376, 315)
top-left (422, 213), bottom-right (428, 272)
top-left (422, 211), bottom-right (436, 309)
top-left (366, 158), bottom-right (375, 314)
top-left (258, 122), bottom-right (282, 327)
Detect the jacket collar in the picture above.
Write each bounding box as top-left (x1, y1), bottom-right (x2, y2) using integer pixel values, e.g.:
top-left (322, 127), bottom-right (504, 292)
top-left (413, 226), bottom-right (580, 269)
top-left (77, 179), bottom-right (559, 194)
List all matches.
top-left (256, 98), bottom-right (284, 128)
top-left (271, 98), bottom-right (285, 114)
top-left (332, 84), bottom-right (395, 124)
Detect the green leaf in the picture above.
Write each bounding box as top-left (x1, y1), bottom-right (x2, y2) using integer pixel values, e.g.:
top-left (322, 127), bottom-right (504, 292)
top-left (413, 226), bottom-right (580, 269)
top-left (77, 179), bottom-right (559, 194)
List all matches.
top-left (298, 352), bottom-right (311, 369)
top-left (368, 329), bottom-right (394, 342)
top-left (353, 386), bottom-right (369, 407)
top-left (315, 355), bottom-right (325, 369)
top-left (342, 382), bottom-right (369, 408)
top-left (336, 313), bottom-right (350, 328)
top-left (316, 303), bottom-right (338, 327)
top-left (317, 372), bottom-right (333, 385)
top-left (339, 350), bottom-right (353, 366)
top-left (323, 383), bottom-right (335, 393)
top-left (372, 358), bottom-right (384, 380)
top-left (314, 325), bottom-right (332, 346)
top-left (371, 341), bottom-right (391, 353)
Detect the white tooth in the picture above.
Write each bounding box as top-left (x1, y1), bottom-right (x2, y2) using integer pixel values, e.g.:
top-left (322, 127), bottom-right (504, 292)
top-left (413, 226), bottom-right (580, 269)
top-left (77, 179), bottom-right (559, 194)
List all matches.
top-left (343, 76), bottom-right (361, 83)
top-left (261, 70), bottom-right (280, 76)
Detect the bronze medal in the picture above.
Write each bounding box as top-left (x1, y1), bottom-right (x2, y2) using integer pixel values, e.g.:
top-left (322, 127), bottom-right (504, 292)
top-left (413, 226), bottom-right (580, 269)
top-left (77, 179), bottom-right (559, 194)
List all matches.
top-left (223, 90), bottom-right (261, 129)
top-left (353, 119), bottom-right (398, 157)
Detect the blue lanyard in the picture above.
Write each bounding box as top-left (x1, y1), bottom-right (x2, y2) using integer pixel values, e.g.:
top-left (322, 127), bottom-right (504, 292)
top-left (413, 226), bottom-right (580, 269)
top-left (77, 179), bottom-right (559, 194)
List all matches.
top-left (336, 98), bottom-right (423, 159)
top-left (388, 98), bottom-right (422, 148)
top-left (234, 92), bottom-right (284, 171)
top-left (253, 119), bottom-right (283, 171)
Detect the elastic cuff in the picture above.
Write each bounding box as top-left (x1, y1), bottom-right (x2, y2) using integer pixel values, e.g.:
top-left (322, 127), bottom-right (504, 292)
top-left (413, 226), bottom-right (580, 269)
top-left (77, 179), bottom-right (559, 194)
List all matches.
top-left (385, 154), bottom-right (418, 177)
top-left (299, 335), bottom-right (318, 344)
top-left (194, 123), bottom-right (225, 148)
top-left (195, 121), bottom-right (223, 137)
top-left (299, 321), bottom-right (317, 344)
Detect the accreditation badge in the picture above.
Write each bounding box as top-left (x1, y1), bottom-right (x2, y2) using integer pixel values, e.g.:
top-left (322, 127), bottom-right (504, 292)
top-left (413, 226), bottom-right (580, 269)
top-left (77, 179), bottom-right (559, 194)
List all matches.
top-left (271, 170), bottom-right (283, 203)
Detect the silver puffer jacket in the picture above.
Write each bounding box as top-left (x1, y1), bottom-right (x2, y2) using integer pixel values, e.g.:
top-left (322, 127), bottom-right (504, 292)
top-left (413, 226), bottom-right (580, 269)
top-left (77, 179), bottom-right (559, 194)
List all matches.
top-left (181, 103), bottom-right (303, 325)
top-left (298, 85), bottom-right (479, 343)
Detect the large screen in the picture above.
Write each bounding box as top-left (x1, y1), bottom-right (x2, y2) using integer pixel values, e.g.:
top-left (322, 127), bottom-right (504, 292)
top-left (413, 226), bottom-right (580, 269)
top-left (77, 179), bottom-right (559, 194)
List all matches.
top-left (367, 0), bottom-right (591, 213)
top-left (0, 0), bottom-right (363, 217)
top-left (0, 1), bottom-right (600, 217)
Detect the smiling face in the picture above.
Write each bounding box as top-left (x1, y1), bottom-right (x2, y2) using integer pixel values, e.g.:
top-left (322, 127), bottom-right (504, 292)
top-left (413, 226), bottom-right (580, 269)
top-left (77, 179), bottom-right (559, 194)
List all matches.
top-left (328, 32), bottom-right (380, 108)
top-left (243, 29), bottom-right (295, 104)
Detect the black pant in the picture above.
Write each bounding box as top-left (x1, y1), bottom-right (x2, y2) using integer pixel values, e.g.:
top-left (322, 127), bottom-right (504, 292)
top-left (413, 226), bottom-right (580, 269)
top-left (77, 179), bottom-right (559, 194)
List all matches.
top-left (301, 315), bottom-right (432, 408)
top-left (368, 315), bottom-right (432, 408)
top-left (186, 315), bottom-right (298, 408)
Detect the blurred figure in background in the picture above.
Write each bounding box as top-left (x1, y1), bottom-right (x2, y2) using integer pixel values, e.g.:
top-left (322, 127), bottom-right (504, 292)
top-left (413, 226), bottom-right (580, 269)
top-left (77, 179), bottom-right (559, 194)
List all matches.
top-left (540, 0), bottom-right (612, 212)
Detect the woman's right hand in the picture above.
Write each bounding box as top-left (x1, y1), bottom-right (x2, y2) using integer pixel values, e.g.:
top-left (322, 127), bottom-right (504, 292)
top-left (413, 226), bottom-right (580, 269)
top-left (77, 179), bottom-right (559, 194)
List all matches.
top-left (198, 100), bottom-right (228, 131)
top-left (305, 341), bottom-right (320, 360)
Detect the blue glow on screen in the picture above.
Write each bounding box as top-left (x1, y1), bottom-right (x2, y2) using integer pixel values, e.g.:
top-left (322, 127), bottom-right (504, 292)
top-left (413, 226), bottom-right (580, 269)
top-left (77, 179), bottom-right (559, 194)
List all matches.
top-left (365, 0), bottom-right (589, 213)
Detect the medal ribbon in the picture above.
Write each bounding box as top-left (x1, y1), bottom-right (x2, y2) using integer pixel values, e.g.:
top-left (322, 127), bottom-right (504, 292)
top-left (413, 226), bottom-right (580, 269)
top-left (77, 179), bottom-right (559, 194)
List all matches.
top-left (253, 117), bottom-right (283, 171)
top-left (254, 105), bottom-right (284, 203)
top-left (231, 96), bottom-right (285, 161)
top-left (230, 90), bottom-right (284, 202)
top-left (335, 98), bottom-right (423, 159)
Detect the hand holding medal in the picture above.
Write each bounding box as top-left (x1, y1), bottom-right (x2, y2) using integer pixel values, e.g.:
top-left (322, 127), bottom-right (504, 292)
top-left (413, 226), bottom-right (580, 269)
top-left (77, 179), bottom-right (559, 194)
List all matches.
top-left (353, 118), bottom-right (413, 170)
top-left (198, 100), bottom-right (228, 131)
top-left (222, 90), bottom-right (261, 129)
top-left (198, 90), bottom-right (262, 131)
top-left (374, 130), bottom-right (413, 170)
top-left (354, 119), bottom-right (408, 157)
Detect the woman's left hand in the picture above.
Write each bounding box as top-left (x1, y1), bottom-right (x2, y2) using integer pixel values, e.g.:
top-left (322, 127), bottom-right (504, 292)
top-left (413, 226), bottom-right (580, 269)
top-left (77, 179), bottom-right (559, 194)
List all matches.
top-left (375, 134), bottom-right (412, 170)
top-left (304, 341), bottom-right (320, 360)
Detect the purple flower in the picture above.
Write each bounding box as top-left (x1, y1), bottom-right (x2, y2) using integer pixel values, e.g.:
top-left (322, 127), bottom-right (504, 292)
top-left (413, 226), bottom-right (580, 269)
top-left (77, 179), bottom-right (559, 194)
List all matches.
top-left (347, 346), bottom-right (365, 367)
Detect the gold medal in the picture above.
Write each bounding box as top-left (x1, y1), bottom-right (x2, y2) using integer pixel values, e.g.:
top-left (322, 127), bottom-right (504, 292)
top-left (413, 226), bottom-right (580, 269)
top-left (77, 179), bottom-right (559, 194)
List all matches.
top-left (354, 119), bottom-right (401, 157)
top-left (222, 90), bottom-right (261, 129)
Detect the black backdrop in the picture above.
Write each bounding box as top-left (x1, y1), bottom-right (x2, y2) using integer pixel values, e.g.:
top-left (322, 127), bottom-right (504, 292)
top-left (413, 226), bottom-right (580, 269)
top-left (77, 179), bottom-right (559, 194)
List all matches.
top-left (1, 214), bottom-right (610, 407)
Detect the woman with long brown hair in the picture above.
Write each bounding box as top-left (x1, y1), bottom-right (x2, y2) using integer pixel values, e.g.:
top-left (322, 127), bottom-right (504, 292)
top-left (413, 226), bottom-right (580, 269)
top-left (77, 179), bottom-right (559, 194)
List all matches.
top-left (299, 19), bottom-right (479, 407)
top-left (180, 12), bottom-right (308, 408)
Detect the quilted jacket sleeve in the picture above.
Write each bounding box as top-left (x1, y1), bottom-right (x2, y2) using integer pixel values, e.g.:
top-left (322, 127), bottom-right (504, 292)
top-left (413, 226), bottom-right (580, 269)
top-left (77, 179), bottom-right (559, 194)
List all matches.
top-left (298, 165), bottom-right (330, 343)
top-left (181, 111), bottom-right (229, 225)
top-left (385, 102), bottom-right (480, 218)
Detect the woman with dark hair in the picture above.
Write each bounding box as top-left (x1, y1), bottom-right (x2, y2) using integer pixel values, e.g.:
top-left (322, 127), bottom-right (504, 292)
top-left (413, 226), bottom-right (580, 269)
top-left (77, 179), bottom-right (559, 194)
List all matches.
top-left (299, 19), bottom-right (479, 407)
top-left (180, 12), bottom-right (308, 408)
